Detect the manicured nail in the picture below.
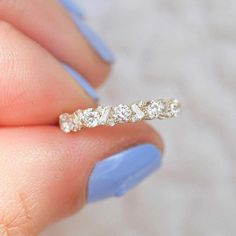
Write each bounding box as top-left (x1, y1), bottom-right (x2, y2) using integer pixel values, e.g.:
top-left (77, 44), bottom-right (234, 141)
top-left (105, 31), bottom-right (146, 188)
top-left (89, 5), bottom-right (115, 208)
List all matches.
top-left (61, 0), bottom-right (114, 63)
top-left (72, 16), bottom-right (114, 64)
top-left (88, 144), bottom-right (162, 203)
top-left (60, 0), bottom-right (85, 18)
top-left (64, 64), bottom-right (99, 101)
top-left (61, 0), bottom-right (114, 64)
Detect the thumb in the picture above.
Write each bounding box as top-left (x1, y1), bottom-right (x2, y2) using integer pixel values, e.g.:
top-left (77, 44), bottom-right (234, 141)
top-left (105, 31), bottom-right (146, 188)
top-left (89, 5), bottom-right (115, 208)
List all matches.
top-left (0, 124), bottom-right (163, 235)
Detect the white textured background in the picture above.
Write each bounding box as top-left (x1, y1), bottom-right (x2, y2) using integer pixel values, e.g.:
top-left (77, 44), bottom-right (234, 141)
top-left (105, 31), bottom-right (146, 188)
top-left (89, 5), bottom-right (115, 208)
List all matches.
top-left (43, 0), bottom-right (236, 235)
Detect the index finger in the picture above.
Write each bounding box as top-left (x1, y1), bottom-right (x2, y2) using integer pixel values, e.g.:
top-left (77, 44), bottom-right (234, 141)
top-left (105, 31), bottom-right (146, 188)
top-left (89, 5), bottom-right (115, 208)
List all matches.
top-left (0, 0), bottom-right (113, 87)
top-left (0, 21), bottom-right (95, 126)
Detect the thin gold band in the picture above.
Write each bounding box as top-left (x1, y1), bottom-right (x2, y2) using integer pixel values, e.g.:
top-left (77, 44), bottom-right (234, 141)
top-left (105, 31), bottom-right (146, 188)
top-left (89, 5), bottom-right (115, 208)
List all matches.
top-left (59, 99), bottom-right (181, 133)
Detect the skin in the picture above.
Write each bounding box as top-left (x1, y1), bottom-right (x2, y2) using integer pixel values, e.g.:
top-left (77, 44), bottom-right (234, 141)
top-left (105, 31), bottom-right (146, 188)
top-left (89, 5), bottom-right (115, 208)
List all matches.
top-left (0, 1), bottom-right (164, 235)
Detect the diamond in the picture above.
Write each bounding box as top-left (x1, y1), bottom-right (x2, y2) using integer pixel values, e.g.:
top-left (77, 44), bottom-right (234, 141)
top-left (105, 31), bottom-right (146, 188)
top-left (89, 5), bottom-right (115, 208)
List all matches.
top-left (137, 100), bottom-right (145, 108)
top-left (97, 106), bottom-right (111, 125)
top-left (73, 110), bottom-right (83, 131)
top-left (59, 113), bottom-right (74, 133)
top-left (59, 98), bottom-right (181, 133)
top-left (107, 118), bottom-right (116, 126)
top-left (113, 104), bottom-right (132, 123)
top-left (146, 100), bottom-right (166, 119)
top-left (166, 100), bottom-right (181, 117)
top-left (81, 108), bottom-right (100, 128)
top-left (131, 103), bottom-right (145, 122)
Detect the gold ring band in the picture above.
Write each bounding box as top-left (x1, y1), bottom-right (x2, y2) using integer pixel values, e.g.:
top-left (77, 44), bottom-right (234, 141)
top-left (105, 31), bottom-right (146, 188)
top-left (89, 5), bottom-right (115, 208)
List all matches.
top-left (59, 99), bottom-right (181, 133)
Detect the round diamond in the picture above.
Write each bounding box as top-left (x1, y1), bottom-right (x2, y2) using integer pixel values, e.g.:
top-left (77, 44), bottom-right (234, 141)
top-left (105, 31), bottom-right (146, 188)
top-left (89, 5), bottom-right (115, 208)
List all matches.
top-left (81, 108), bottom-right (100, 128)
top-left (167, 100), bottom-right (181, 117)
top-left (113, 104), bottom-right (132, 123)
top-left (59, 113), bottom-right (74, 133)
top-left (146, 100), bottom-right (166, 119)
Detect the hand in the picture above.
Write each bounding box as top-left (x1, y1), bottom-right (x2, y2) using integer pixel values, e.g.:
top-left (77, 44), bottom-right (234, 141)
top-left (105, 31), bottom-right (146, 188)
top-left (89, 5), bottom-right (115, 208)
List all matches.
top-left (0, 0), bottom-right (163, 235)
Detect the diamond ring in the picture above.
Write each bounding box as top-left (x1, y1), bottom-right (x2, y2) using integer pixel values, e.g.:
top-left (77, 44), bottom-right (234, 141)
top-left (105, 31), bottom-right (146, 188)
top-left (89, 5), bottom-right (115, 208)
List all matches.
top-left (59, 99), bottom-right (181, 133)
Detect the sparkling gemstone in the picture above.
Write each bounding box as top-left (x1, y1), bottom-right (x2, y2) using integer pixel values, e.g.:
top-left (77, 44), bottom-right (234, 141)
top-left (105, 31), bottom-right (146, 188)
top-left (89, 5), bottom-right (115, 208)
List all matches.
top-left (146, 100), bottom-right (166, 119)
top-left (73, 110), bottom-right (83, 131)
top-left (113, 104), bottom-right (132, 123)
top-left (131, 103), bottom-right (145, 122)
top-left (167, 100), bottom-right (181, 117)
top-left (59, 113), bottom-right (74, 133)
top-left (97, 106), bottom-right (111, 125)
top-left (81, 108), bottom-right (100, 128)
top-left (107, 118), bottom-right (116, 126)
top-left (137, 100), bottom-right (145, 107)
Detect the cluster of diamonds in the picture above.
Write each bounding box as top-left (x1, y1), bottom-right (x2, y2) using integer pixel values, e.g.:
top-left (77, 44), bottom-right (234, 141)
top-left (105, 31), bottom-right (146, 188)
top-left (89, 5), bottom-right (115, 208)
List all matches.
top-left (59, 99), bottom-right (181, 133)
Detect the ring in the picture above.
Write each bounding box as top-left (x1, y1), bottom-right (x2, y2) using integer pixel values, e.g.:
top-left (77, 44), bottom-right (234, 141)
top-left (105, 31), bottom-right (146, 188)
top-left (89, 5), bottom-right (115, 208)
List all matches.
top-left (59, 99), bottom-right (181, 133)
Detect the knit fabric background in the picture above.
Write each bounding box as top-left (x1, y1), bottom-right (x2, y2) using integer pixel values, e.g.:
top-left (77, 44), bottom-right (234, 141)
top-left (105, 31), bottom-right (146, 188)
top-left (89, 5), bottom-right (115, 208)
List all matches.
top-left (43, 0), bottom-right (236, 235)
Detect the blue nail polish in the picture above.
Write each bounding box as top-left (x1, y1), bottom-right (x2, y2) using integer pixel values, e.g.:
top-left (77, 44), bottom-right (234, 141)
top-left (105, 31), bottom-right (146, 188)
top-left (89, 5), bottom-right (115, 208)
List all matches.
top-left (88, 144), bottom-right (162, 203)
top-left (71, 15), bottom-right (114, 64)
top-left (60, 0), bottom-right (85, 18)
top-left (60, 0), bottom-right (114, 63)
top-left (64, 64), bottom-right (99, 101)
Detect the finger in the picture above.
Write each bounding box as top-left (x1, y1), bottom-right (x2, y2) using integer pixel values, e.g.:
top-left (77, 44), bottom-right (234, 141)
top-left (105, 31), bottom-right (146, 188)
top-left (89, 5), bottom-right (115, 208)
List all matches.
top-left (0, 0), bottom-right (113, 87)
top-left (0, 21), bottom-right (96, 126)
top-left (0, 123), bottom-right (163, 234)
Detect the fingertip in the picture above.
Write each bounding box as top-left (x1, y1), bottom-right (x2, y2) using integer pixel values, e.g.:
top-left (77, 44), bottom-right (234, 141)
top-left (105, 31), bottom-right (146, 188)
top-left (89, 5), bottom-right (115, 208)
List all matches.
top-left (88, 144), bottom-right (162, 203)
top-left (63, 64), bottom-right (99, 101)
top-left (71, 14), bottom-right (115, 64)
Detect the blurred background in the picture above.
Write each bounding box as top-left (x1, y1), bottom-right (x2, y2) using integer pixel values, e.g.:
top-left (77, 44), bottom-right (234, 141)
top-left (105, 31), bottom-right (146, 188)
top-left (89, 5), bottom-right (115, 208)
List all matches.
top-left (43, 0), bottom-right (236, 235)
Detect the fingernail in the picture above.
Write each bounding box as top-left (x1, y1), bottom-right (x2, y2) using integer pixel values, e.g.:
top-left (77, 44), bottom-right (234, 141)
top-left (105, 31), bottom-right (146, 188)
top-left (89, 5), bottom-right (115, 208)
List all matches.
top-left (60, 0), bottom-right (114, 64)
top-left (88, 144), bottom-right (162, 203)
top-left (60, 0), bottom-right (85, 18)
top-left (72, 17), bottom-right (114, 64)
top-left (64, 64), bottom-right (99, 101)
